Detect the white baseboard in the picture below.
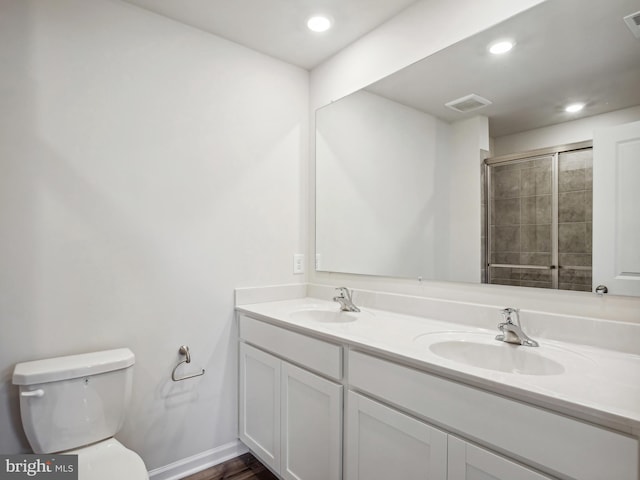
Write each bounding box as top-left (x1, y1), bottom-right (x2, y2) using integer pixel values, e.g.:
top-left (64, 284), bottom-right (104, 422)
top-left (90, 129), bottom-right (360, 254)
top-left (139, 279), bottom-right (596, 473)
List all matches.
top-left (148, 440), bottom-right (248, 480)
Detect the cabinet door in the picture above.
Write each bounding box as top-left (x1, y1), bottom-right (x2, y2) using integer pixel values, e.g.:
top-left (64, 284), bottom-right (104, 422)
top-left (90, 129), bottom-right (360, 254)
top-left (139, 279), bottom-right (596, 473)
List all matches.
top-left (281, 362), bottom-right (343, 480)
top-left (447, 436), bottom-right (552, 480)
top-left (239, 342), bottom-right (281, 472)
top-left (345, 391), bottom-right (447, 480)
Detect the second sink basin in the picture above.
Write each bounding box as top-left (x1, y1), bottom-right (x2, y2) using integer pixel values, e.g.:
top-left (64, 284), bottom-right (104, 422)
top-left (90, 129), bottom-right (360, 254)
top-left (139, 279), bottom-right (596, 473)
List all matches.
top-left (415, 332), bottom-right (591, 376)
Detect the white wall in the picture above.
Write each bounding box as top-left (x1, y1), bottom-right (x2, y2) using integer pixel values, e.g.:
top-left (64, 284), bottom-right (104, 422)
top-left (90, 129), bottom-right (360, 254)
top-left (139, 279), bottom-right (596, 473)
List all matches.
top-left (0, 0), bottom-right (308, 471)
top-left (446, 116), bottom-right (489, 283)
top-left (493, 105), bottom-right (640, 156)
top-left (308, 0), bottom-right (640, 323)
top-left (316, 90), bottom-right (451, 278)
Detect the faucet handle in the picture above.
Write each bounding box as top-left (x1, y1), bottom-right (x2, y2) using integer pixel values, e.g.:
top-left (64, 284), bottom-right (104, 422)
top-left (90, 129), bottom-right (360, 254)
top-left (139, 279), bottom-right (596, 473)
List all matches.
top-left (335, 286), bottom-right (352, 300)
top-left (501, 307), bottom-right (519, 324)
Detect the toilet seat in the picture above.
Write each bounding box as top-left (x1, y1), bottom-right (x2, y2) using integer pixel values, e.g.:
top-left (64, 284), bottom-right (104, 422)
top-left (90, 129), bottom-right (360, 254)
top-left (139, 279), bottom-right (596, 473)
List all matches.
top-left (66, 438), bottom-right (148, 480)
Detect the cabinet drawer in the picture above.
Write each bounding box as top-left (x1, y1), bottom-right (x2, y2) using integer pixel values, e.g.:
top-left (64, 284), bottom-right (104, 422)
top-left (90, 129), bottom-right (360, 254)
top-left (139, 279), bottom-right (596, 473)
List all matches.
top-left (349, 350), bottom-right (638, 480)
top-left (239, 314), bottom-right (342, 381)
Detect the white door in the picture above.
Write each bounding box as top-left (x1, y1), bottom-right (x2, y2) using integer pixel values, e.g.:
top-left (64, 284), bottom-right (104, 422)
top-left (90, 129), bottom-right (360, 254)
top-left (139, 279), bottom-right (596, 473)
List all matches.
top-left (447, 436), bottom-right (552, 480)
top-left (239, 342), bottom-right (281, 472)
top-left (345, 391), bottom-right (447, 480)
top-left (593, 120), bottom-right (640, 296)
top-left (281, 362), bottom-right (342, 480)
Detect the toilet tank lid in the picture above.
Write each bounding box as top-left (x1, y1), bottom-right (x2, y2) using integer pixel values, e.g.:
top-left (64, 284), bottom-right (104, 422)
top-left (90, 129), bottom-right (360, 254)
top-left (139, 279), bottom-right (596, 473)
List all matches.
top-left (12, 348), bottom-right (135, 385)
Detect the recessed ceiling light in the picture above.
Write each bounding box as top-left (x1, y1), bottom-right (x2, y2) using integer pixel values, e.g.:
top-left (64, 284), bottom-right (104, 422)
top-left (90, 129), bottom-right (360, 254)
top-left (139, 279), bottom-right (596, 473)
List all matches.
top-left (307, 15), bottom-right (332, 33)
top-left (565, 103), bottom-right (585, 113)
top-left (489, 41), bottom-right (514, 55)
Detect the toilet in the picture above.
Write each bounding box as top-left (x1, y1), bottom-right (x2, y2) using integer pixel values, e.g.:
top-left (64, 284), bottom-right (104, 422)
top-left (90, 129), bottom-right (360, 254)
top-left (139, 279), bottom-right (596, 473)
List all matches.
top-left (12, 348), bottom-right (148, 480)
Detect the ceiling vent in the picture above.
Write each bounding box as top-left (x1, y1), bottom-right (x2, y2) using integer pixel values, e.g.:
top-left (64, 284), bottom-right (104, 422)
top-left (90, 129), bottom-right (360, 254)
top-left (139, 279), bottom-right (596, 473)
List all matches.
top-left (445, 94), bottom-right (492, 113)
top-left (624, 11), bottom-right (640, 39)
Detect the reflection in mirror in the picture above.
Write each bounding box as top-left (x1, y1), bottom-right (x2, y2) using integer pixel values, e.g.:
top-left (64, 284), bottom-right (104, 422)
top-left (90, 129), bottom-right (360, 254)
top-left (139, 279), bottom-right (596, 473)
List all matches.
top-left (486, 143), bottom-right (594, 292)
top-left (315, 0), bottom-right (640, 293)
top-left (316, 90), bottom-right (473, 279)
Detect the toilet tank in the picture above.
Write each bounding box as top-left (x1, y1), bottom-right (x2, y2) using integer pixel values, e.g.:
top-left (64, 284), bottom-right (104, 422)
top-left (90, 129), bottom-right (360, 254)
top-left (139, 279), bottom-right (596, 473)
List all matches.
top-left (12, 348), bottom-right (135, 454)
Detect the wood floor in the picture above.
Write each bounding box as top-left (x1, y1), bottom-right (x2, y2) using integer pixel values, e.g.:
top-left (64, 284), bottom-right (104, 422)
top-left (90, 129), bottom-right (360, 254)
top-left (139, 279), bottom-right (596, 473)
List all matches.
top-left (181, 453), bottom-right (278, 480)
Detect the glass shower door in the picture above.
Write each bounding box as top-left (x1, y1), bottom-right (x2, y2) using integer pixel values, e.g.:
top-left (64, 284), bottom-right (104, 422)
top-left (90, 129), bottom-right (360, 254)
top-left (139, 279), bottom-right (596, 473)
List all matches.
top-left (488, 154), bottom-right (555, 288)
top-left (486, 144), bottom-right (593, 291)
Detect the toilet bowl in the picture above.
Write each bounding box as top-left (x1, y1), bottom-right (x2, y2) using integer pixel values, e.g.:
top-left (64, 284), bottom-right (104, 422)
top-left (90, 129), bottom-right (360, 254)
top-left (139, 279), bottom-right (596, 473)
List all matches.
top-left (12, 348), bottom-right (148, 480)
top-left (67, 438), bottom-right (148, 480)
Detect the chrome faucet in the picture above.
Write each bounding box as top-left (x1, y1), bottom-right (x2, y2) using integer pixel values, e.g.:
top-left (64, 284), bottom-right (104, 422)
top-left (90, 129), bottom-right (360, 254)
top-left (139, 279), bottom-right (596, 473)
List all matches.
top-left (333, 287), bottom-right (360, 312)
top-left (495, 308), bottom-right (539, 347)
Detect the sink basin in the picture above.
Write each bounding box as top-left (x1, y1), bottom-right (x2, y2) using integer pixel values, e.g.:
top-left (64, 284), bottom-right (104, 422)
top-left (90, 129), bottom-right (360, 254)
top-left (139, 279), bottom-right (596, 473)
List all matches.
top-left (290, 307), bottom-right (368, 323)
top-left (415, 332), bottom-right (589, 376)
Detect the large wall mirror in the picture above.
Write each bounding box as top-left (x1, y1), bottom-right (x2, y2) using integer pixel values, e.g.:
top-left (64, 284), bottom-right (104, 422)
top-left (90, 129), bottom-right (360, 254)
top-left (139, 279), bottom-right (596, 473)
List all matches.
top-left (315, 0), bottom-right (640, 295)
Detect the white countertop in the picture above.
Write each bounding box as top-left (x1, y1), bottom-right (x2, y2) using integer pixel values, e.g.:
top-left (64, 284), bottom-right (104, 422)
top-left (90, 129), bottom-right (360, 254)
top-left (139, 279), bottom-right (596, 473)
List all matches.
top-left (237, 297), bottom-right (640, 434)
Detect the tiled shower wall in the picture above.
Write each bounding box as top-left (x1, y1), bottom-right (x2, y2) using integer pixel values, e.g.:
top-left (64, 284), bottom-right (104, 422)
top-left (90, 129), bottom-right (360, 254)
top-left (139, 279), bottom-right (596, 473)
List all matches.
top-left (488, 148), bottom-right (592, 291)
top-left (490, 155), bottom-right (554, 288)
top-left (558, 149), bottom-right (592, 291)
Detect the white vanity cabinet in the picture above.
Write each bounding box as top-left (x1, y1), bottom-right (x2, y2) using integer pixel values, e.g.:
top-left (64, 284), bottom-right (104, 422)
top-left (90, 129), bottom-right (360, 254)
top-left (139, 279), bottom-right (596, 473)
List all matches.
top-left (348, 350), bottom-right (638, 480)
top-left (238, 312), bottom-right (639, 480)
top-left (238, 315), bottom-right (343, 480)
top-left (345, 390), bottom-right (553, 480)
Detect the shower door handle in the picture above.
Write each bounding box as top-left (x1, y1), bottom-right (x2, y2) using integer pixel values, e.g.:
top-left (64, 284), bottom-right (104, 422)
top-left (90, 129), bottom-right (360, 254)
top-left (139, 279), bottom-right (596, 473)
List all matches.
top-left (487, 263), bottom-right (553, 269)
top-left (595, 285), bottom-right (608, 295)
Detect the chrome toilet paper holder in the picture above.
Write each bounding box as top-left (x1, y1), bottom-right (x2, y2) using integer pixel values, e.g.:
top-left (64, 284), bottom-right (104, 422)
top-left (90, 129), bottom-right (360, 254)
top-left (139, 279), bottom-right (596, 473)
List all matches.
top-left (171, 345), bottom-right (205, 381)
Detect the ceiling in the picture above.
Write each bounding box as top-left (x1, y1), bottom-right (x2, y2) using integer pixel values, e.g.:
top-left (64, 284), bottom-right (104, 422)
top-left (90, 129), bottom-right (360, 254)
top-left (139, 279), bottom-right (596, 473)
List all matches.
top-left (120, 0), bottom-right (640, 136)
top-left (121, 0), bottom-right (419, 69)
top-left (365, 0), bottom-right (640, 137)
